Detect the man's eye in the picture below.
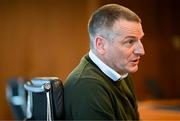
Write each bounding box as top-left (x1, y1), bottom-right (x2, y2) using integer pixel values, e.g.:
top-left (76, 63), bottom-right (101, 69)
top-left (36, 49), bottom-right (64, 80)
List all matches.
top-left (128, 39), bottom-right (135, 44)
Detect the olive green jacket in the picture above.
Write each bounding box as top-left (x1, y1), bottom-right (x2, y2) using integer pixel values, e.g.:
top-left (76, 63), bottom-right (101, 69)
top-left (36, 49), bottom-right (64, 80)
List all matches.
top-left (64, 54), bottom-right (139, 120)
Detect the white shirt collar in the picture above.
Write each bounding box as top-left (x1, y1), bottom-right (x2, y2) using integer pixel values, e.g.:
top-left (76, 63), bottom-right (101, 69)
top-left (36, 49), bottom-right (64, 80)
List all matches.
top-left (89, 50), bottom-right (128, 81)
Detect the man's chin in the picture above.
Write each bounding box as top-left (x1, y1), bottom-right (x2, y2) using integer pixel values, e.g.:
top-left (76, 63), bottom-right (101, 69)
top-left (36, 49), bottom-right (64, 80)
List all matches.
top-left (128, 66), bottom-right (138, 73)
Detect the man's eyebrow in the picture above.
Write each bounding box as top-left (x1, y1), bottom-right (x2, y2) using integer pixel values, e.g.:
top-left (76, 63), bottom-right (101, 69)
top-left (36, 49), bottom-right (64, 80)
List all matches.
top-left (120, 36), bottom-right (136, 43)
top-left (124, 35), bottom-right (144, 40)
top-left (124, 36), bottom-right (137, 40)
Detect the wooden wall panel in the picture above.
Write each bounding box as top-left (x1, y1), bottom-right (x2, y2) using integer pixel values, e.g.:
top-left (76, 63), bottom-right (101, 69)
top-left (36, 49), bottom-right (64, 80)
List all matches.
top-left (0, 0), bottom-right (99, 119)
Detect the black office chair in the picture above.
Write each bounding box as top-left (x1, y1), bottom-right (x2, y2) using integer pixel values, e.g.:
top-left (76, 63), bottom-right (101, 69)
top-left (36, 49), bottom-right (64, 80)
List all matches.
top-left (24, 77), bottom-right (64, 120)
top-left (6, 77), bottom-right (26, 120)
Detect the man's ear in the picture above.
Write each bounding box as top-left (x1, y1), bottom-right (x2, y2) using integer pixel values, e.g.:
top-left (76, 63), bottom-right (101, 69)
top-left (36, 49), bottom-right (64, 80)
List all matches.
top-left (95, 35), bottom-right (106, 54)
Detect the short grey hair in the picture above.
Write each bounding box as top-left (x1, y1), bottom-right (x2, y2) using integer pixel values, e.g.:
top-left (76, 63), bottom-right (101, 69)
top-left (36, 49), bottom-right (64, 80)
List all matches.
top-left (88, 4), bottom-right (141, 50)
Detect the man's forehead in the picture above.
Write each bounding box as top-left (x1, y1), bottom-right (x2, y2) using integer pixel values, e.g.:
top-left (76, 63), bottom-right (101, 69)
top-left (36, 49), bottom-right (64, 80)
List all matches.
top-left (113, 19), bottom-right (144, 39)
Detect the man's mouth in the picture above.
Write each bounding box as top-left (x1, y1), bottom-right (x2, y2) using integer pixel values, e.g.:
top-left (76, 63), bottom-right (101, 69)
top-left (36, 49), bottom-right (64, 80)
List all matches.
top-left (131, 58), bottom-right (140, 64)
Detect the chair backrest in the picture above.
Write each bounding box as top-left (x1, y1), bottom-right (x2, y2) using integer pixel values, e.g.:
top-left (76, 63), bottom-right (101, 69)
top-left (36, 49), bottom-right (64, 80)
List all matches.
top-left (24, 77), bottom-right (64, 120)
top-left (6, 77), bottom-right (26, 120)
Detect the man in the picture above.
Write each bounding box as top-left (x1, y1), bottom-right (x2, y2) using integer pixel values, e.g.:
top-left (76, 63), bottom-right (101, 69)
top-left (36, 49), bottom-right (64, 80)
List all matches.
top-left (64, 4), bottom-right (145, 120)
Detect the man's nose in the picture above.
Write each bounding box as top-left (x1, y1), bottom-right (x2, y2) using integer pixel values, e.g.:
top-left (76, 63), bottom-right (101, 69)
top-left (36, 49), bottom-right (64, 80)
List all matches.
top-left (134, 40), bottom-right (145, 56)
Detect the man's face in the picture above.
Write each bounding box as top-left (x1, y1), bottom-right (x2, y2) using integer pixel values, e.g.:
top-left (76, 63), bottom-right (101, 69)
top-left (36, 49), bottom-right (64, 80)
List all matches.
top-left (103, 19), bottom-right (145, 75)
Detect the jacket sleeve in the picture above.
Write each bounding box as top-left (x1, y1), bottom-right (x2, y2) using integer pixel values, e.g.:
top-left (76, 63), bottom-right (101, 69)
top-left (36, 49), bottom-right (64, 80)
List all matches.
top-left (70, 78), bottom-right (116, 120)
